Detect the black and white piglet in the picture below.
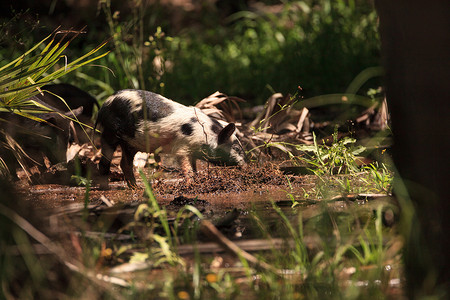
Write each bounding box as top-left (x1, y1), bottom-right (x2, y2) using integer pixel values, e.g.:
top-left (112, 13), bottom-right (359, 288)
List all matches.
top-left (95, 89), bottom-right (246, 187)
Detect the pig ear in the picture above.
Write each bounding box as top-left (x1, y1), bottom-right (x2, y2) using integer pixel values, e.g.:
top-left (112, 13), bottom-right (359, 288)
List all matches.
top-left (68, 120), bottom-right (79, 144)
top-left (218, 123), bottom-right (236, 145)
top-left (64, 106), bottom-right (84, 117)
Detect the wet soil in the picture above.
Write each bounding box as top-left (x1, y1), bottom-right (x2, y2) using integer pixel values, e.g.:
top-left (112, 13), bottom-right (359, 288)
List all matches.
top-left (7, 149), bottom-right (403, 298)
top-left (14, 153), bottom-right (324, 256)
top-left (18, 148), bottom-right (310, 210)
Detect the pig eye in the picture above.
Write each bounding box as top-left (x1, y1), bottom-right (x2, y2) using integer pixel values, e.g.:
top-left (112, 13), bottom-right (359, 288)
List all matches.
top-left (231, 140), bottom-right (245, 155)
top-left (181, 123), bottom-right (193, 136)
top-left (232, 143), bottom-right (242, 153)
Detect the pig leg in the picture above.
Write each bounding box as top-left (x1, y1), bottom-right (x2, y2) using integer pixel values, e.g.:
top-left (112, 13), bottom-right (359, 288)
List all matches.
top-left (177, 154), bottom-right (194, 181)
top-left (98, 131), bottom-right (118, 176)
top-left (154, 153), bottom-right (161, 165)
top-left (120, 144), bottom-right (138, 188)
top-left (98, 131), bottom-right (119, 189)
top-left (190, 156), bottom-right (198, 172)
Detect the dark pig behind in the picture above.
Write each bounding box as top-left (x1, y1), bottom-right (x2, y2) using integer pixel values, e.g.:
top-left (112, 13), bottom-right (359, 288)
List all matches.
top-left (35, 83), bottom-right (99, 143)
top-left (36, 83), bottom-right (99, 118)
top-left (1, 96), bottom-right (83, 180)
top-left (95, 89), bottom-right (246, 188)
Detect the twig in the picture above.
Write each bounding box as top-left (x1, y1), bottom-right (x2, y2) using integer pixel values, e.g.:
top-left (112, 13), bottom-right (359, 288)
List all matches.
top-left (100, 195), bottom-right (115, 207)
top-left (176, 238), bottom-right (296, 255)
top-left (0, 203), bottom-right (130, 294)
top-left (296, 107), bottom-right (309, 133)
top-left (200, 220), bottom-right (280, 274)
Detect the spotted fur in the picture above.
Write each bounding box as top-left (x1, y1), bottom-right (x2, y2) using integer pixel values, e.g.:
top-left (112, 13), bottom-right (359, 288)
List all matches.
top-left (95, 89), bottom-right (246, 188)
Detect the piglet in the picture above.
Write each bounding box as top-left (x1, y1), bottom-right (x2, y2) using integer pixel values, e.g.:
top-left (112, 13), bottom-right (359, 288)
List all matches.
top-left (95, 89), bottom-right (246, 188)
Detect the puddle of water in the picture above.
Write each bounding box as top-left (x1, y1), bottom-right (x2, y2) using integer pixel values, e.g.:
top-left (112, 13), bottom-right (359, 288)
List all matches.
top-left (13, 164), bottom-right (402, 298)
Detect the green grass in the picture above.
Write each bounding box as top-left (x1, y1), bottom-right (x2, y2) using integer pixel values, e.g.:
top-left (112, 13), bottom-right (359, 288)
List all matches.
top-left (295, 128), bottom-right (366, 176)
top-left (0, 146), bottom-right (400, 299)
top-left (161, 0), bottom-right (380, 103)
top-left (0, 1), bottom-right (380, 105)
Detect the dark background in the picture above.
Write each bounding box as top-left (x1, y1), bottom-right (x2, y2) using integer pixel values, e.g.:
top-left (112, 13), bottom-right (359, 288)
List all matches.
top-left (0, 0), bottom-right (381, 105)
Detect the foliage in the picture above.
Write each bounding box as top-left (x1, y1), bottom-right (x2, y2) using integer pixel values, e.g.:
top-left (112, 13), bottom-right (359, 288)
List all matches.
top-left (347, 206), bottom-right (385, 266)
top-left (99, 0), bottom-right (174, 94)
top-left (116, 170), bottom-right (204, 267)
top-left (0, 1), bottom-right (380, 105)
top-left (296, 128), bottom-right (366, 176)
top-left (361, 162), bottom-right (393, 194)
top-left (295, 129), bottom-right (393, 199)
top-left (239, 199), bottom-right (399, 299)
top-left (0, 28), bottom-right (109, 179)
top-left (0, 159), bottom-right (398, 299)
top-left (56, 0), bottom-right (179, 104)
top-left (162, 0), bottom-right (380, 103)
top-left (0, 28), bottom-right (109, 117)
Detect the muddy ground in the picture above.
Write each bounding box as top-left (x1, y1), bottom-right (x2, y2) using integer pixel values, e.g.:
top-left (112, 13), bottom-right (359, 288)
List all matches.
top-left (8, 153), bottom-right (402, 298)
top-left (12, 144), bottom-right (314, 244)
top-left (2, 97), bottom-right (403, 297)
top-left (18, 148), bottom-right (308, 208)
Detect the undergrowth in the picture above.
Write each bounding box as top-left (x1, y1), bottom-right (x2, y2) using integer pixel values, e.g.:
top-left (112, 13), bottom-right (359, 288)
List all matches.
top-left (0, 1), bottom-right (380, 105)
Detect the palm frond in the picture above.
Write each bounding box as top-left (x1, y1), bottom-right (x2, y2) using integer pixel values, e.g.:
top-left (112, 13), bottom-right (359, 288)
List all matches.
top-left (0, 27), bottom-right (110, 116)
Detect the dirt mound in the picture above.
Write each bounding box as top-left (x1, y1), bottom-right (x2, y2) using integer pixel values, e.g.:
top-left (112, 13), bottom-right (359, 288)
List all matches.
top-left (153, 163), bottom-right (296, 194)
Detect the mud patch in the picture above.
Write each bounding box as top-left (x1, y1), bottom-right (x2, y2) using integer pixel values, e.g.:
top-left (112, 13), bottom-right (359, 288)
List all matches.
top-left (169, 195), bottom-right (210, 207)
top-left (153, 162), bottom-right (305, 195)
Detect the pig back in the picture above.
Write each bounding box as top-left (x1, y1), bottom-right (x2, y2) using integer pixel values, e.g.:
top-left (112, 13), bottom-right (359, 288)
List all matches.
top-left (96, 89), bottom-right (177, 139)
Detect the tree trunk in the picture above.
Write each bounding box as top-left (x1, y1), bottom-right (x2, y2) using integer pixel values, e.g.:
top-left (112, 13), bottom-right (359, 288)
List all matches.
top-left (375, 0), bottom-right (450, 297)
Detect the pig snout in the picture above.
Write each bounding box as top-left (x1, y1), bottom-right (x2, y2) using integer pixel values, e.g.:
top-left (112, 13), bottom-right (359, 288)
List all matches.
top-left (95, 89), bottom-right (246, 188)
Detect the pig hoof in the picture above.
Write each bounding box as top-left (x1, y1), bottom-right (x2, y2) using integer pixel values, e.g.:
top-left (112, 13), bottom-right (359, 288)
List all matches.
top-left (98, 180), bottom-right (110, 190)
top-left (126, 180), bottom-right (139, 189)
top-left (93, 174), bottom-right (110, 190)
